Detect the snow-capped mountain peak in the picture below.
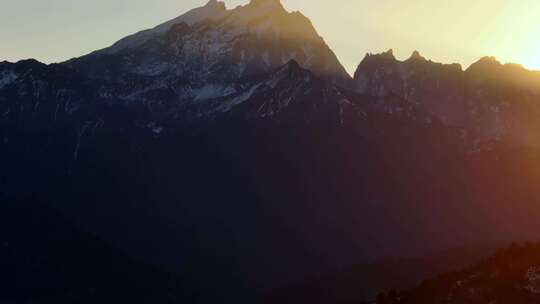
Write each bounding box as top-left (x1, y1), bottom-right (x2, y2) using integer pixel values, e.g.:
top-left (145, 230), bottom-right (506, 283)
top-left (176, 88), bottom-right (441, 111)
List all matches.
top-left (156, 0), bottom-right (227, 28)
top-left (105, 0), bottom-right (228, 53)
top-left (106, 0), bottom-right (292, 55)
top-left (71, 0), bottom-right (350, 92)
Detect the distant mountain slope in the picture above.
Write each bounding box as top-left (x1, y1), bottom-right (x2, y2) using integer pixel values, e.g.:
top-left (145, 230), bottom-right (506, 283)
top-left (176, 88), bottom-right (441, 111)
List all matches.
top-left (377, 243), bottom-right (540, 304)
top-left (353, 50), bottom-right (540, 146)
top-left (0, 199), bottom-right (188, 304)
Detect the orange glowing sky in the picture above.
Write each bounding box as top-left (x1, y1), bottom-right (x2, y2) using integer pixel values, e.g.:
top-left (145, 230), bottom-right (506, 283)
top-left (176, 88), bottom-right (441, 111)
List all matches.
top-left (1, 0), bottom-right (539, 74)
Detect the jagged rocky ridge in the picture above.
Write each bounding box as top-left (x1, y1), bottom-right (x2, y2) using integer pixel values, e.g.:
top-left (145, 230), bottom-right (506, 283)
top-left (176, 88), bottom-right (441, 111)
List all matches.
top-left (354, 49), bottom-right (540, 146)
top-left (65, 0), bottom-right (350, 110)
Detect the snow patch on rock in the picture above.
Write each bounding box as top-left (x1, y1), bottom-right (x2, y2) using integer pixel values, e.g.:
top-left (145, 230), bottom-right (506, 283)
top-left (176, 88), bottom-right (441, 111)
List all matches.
top-left (158, 0), bottom-right (228, 29)
top-left (106, 1), bottom-right (228, 53)
top-left (147, 122), bottom-right (164, 135)
top-left (193, 84), bottom-right (236, 101)
top-left (0, 70), bottom-right (18, 89)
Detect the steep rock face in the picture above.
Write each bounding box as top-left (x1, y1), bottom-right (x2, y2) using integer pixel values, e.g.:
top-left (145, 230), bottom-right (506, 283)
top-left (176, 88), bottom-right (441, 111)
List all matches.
top-left (354, 50), bottom-right (465, 125)
top-left (353, 51), bottom-right (540, 146)
top-left (142, 59), bottom-right (359, 122)
top-left (0, 59), bottom-right (106, 136)
top-left (202, 60), bottom-right (356, 121)
top-left (464, 57), bottom-right (540, 146)
top-left (467, 56), bottom-right (540, 92)
top-left (66, 0), bottom-right (350, 106)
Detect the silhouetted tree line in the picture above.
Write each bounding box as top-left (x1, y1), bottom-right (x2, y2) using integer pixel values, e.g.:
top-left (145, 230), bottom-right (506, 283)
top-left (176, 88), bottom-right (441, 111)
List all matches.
top-left (375, 242), bottom-right (540, 304)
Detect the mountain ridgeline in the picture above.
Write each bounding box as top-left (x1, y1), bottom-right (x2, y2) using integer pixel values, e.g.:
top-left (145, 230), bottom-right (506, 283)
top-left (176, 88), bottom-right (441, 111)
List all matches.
top-left (354, 50), bottom-right (540, 146)
top-left (1, 0), bottom-right (540, 303)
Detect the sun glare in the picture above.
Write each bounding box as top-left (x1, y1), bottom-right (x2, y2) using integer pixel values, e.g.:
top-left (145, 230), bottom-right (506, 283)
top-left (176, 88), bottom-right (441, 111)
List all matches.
top-left (525, 43), bottom-right (540, 71)
top-left (507, 4), bottom-right (540, 71)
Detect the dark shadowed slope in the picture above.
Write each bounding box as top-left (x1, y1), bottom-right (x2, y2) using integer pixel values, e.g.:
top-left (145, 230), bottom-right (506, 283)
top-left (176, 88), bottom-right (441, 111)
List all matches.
top-left (0, 199), bottom-right (190, 303)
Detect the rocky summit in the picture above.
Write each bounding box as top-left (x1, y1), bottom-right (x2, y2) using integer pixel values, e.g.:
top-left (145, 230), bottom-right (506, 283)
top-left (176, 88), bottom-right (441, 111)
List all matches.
top-left (353, 50), bottom-right (540, 146)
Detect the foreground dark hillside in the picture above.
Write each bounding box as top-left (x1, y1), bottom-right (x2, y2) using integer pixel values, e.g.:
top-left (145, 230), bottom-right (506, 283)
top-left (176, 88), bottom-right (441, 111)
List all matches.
top-left (0, 200), bottom-right (189, 304)
top-left (377, 243), bottom-right (540, 304)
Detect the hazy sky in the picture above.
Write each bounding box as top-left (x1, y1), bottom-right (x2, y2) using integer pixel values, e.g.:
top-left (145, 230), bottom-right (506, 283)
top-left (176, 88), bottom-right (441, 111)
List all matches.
top-left (1, 0), bottom-right (539, 74)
